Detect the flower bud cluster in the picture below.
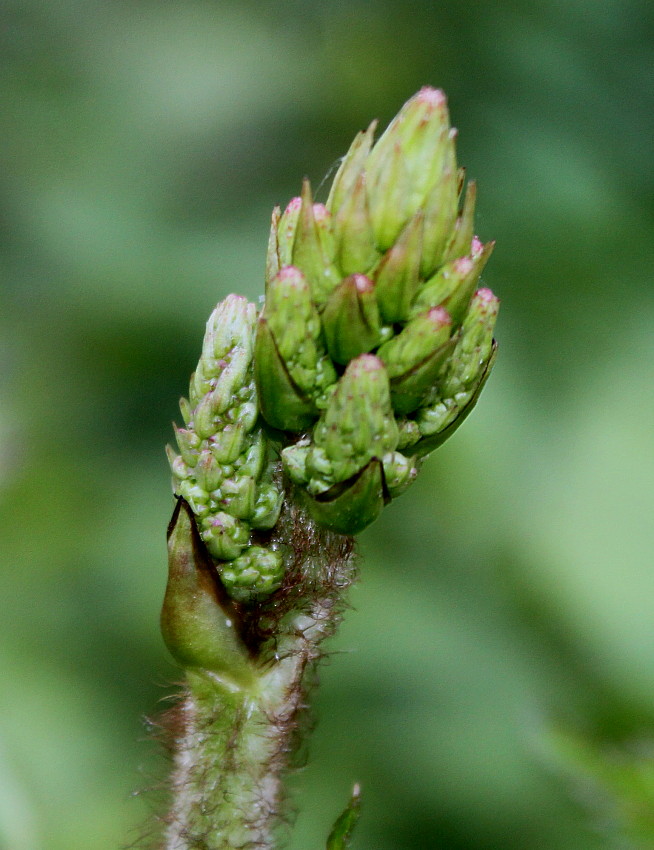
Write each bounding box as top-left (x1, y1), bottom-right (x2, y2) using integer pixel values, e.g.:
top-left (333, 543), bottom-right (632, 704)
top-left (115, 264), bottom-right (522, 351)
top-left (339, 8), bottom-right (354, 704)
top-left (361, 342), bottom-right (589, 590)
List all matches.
top-left (167, 295), bottom-right (284, 602)
top-left (255, 87), bottom-right (499, 534)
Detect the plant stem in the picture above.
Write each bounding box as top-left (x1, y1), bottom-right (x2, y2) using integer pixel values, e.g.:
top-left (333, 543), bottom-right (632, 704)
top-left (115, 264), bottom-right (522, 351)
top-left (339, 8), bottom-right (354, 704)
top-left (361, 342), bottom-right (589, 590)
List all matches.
top-left (162, 498), bottom-right (356, 850)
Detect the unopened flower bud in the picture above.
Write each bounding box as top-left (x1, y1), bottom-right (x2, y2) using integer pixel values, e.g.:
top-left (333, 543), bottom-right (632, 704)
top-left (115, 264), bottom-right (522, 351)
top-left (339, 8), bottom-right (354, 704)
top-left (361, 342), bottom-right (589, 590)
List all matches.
top-left (412, 239), bottom-right (494, 324)
top-left (322, 274), bottom-right (382, 364)
top-left (372, 211), bottom-right (424, 323)
top-left (332, 172), bottom-right (379, 275)
top-left (414, 288), bottom-right (499, 454)
top-left (276, 196), bottom-right (302, 268)
top-left (378, 306), bottom-right (453, 414)
top-left (291, 179), bottom-right (340, 303)
top-left (255, 266), bottom-right (337, 431)
top-left (219, 545), bottom-right (285, 604)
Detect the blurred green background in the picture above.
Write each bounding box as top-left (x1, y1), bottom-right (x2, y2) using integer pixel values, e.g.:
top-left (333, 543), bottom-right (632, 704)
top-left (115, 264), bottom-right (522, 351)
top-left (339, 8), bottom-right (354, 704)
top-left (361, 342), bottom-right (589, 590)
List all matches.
top-left (1, 1), bottom-right (653, 848)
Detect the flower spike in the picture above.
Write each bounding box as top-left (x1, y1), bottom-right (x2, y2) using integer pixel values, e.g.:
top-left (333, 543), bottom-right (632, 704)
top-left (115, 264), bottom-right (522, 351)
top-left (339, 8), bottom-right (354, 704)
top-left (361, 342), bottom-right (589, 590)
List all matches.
top-left (172, 88), bottom-right (499, 546)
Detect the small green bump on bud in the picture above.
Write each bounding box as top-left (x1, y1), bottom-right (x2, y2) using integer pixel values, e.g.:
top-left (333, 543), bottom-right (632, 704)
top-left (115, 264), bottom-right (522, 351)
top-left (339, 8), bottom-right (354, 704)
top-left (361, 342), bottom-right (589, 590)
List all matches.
top-left (200, 511), bottom-right (249, 561)
top-left (382, 451), bottom-right (418, 498)
top-left (194, 449), bottom-right (224, 493)
top-left (266, 205), bottom-right (282, 287)
top-left (277, 196), bottom-right (302, 268)
top-left (220, 475), bottom-right (257, 519)
top-left (281, 441), bottom-right (310, 485)
top-left (396, 417), bottom-right (422, 450)
top-left (178, 480), bottom-right (210, 517)
top-left (161, 498), bottom-right (254, 684)
top-left (373, 211), bottom-right (424, 323)
top-left (166, 444), bottom-right (190, 480)
top-left (250, 482), bottom-right (283, 529)
top-left (292, 179), bottom-right (340, 303)
top-left (443, 179), bottom-right (477, 263)
top-left (378, 306), bottom-right (454, 414)
top-left (304, 458), bottom-right (386, 536)
top-left (333, 171), bottom-right (379, 276)
top-left (209, 422), bottom-right (246, 464)
top-left (326, 120), bottom-right (377, 216)
top-left (322, 274), bottom-right (382, 364)
top-left (179, 397), bottom-right (192, 427)
top-left (218, 545), bottom-right (285, 604)
top-left (174, 424), bottom-right (201, 467)
top-left (238, 430), bottom-right (267, 479)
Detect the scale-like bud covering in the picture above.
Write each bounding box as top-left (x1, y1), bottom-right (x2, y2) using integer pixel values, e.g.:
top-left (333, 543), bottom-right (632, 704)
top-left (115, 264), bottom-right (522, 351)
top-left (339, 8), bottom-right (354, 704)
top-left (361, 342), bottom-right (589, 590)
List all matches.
top-left (167, 295), bottom-right (284, 603)
top-left (255, 87), bottom-right (499, 535)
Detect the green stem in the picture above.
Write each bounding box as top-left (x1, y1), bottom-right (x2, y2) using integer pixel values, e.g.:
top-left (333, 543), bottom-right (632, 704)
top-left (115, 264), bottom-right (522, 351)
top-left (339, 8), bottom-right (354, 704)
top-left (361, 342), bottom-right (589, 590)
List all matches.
top-left (162, 499), bottom-right (356, 850)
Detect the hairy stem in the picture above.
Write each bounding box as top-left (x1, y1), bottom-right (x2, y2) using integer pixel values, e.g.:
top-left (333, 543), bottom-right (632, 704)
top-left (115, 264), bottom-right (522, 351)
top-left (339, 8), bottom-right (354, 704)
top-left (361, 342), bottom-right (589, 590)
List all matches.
top-left (162, 498), bottom-right (356, 850)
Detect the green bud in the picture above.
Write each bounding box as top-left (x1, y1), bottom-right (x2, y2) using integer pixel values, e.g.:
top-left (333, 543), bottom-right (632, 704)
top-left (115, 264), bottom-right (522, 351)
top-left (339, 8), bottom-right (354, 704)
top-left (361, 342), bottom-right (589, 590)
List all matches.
top-left (255, 266), bottom-right (337, 431)
top-left (220, 475), bottom-right (257, 520)
top-left (414, 288), bottom-right (499, 455)
top-left (276, 196), bottom-right (302, 268)
top-left (419, 132), bottom-right (459, 278)
top-left (368, 140), bottom-right (410, 251)
top-left (166, 446), bottom-right (189, 482)
top-left (219, 545), bottom-right (285, 604)
top-left (250, 482), bottom-right (283, 529)
top-left (322, 274), bottom-right (382, 364)
top-left (412, 237), bottom-right (494, 324)
top-left (179, 396), bottom-right (192, 427)
top-left (200, 511), bottom-right (249, 561)
top-left (443, 179), bottom-right (477, 263)
top-left (378, 306), bottom-right (453, 414)
top-left (332, 172), bottom-right (379, 276)
top-left (326, 784), bottom-right (361, 850)
top-left (161, 499), bottom-right (254, 684)
top-left (366, 88), bottom-right (453, 254)
top-left (237, 430), bottom-right (266, 479)
top-left (194, 449), bottom-right (224, 493)
top-left (169, 293), bottom-right (288, 601)
top-left (311, 354), bottom-right (398, 487)
top-left (281, 440), bottom-right (310, 485)
top-left (382, 451), bottom-right (418, 498)
top-left (177, 480), bottom-right (210, 517)
top-left (396, 417), bottom-right (422, 450)
top-left (372, 210), bottom-right (424, 323)
top-left (266, 205), bottom-right (282, 286)
top-left (292, 179), bottom-right (340, 303)
top-left (326, 121), bottom-right (377, 217)
top-left (210, 422), bottom-right (246, 465)
top-left (253, 316), bottom-right (317, 432)
top-left (173, 424), bottom-right (201, 467)
top-left (441, 287), bottom-right (499, 397)
top-left (198, 295), bottom-right (256, 383)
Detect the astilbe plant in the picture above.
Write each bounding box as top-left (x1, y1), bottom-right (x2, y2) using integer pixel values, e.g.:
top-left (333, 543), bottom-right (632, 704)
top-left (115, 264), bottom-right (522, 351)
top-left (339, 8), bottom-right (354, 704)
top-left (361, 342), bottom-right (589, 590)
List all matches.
top-left (160, 87), bottom-right (499, 850)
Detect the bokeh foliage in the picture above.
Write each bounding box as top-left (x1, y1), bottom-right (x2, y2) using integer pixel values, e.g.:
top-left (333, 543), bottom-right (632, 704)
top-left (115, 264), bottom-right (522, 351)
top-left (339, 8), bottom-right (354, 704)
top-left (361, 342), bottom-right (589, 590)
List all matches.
top-left (1, 1), bottom-right (653, 848)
